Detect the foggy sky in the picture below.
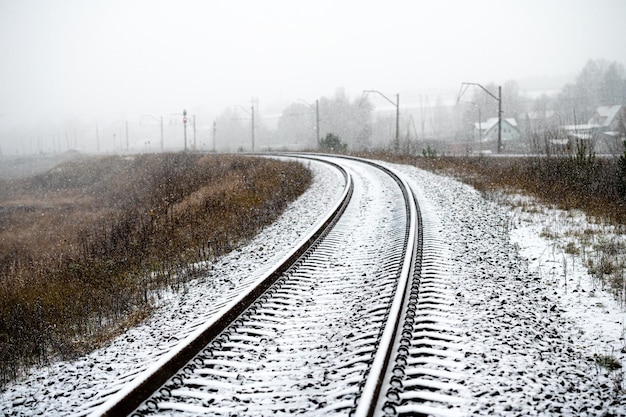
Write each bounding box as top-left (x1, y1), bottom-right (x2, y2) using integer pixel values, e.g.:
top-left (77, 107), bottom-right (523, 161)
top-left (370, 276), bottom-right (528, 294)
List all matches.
top-left (1, 0), bottom-right (625, 129)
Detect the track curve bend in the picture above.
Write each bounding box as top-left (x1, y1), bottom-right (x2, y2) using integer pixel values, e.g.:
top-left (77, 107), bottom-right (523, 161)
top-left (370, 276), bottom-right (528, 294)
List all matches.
top-left (86, 155), bottom-right (464, 417)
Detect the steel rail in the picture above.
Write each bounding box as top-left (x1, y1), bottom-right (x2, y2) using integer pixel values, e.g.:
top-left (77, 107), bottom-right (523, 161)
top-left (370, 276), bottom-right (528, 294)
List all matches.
top-left (87, 157), bottom-right (353, 417)
top-left (340, 158), bottom-right (419, 417)
top-left (282, 153), bottom-right (422, 416)
top-left (346, 157), bottom-right (463, 417)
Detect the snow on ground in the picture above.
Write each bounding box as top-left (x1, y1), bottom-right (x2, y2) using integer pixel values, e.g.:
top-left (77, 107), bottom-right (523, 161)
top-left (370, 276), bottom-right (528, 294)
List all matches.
top-left (500, 192), bottom-right (626, 364)
top-left (392, 162), bottom-right (626, 416)
top-left (2, 158), bottom-right (626, 416)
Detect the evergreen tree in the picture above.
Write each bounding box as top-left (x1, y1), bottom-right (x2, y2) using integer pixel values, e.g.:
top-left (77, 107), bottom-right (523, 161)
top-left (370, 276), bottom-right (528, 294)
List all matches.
top-left (319, 133), bottom-right (347, 151)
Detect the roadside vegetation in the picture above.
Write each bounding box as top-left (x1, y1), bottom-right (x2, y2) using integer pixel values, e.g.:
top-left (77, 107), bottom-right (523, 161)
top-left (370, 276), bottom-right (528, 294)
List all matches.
top-left (361, 144), bottom-right (625, 223)
top-left (356, 144), bottom-right (626, 304)
top-left (0, 153), bottom-right (311, 385)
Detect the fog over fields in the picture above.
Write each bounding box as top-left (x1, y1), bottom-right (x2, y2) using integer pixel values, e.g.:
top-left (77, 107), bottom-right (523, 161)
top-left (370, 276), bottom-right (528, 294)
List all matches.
top-left (1, 0), bottom-right (625, 154)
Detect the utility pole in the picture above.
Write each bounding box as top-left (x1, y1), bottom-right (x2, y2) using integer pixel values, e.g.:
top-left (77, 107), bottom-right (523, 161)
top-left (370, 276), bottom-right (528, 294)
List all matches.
top-left (183, 109), bottom-right (188, 151)
top-left (457, 82), bottom-right (503, 153)
top-left (315, 99), bottom-right (320, 145)
top-left (159, 116), bottom-right (163, 152)
top-left (419, 95), bottom-right (425, 139)
top-left (212, 121), bottom-right (216, 152)
top-left (478, 107), bottom-right (482, 141)
top-left (125, 121), bottom-right (129, 152)
top-left (497, 85), bottom-right (502, 153)
top-left (251, 105), bottom-right (255, 152)
top-left (193, 114), bottom-right (196, 151)
top-left (395, 93), bottom-right (400, 152)
top-left (251, 98), bottom-right (260, 152)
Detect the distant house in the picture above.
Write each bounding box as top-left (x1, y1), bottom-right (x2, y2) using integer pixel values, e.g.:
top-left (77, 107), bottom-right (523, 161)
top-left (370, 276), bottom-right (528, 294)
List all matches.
top-left (591, 105), bottom-right (626, 153)
top-left (588, 105), bottom-right (624, 130)
top-left (482, 117), bottom-right (520, 142)
top-left (560, 105), bottom-right (625, 154)
top-left (472, 117), bottom-right (522, 152)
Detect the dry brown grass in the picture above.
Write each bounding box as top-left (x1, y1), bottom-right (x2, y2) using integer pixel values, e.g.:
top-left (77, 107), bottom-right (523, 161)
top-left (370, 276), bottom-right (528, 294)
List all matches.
top-left (358, 151), bottom-right (626, 226)
top-left (0, 153), bottom-right (311, 385)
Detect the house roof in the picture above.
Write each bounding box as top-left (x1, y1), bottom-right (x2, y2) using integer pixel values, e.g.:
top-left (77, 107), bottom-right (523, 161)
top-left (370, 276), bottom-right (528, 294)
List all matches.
top-left (588, 105), bottom-right (623, 127)
top-left (474, 117), bottom-right (518, 131)
top-left (561, 124), bottom-right (595, 131)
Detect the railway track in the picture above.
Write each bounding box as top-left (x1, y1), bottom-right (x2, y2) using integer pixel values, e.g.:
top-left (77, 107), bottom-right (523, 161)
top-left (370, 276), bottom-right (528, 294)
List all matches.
top-left (85, 155), bottom-right (464, 417)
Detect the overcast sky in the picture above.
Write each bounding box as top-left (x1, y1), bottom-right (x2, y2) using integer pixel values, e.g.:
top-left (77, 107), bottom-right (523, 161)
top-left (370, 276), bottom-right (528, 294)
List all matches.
top-left (1, 0), bottom-right (625, 127)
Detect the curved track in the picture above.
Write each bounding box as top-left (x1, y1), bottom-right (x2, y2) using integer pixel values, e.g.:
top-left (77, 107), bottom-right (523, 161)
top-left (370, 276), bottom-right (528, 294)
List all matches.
top-left (86, 155), bottom-right (464, 417)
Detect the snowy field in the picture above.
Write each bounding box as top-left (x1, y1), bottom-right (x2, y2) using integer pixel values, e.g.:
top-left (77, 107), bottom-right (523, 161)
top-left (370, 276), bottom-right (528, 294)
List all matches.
top-left (2, 158), bottom-right (626, 416)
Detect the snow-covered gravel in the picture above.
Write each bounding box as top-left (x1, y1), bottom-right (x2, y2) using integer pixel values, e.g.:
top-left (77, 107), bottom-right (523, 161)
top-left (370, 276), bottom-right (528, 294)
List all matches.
top-left (392, 162), bottom-right (626, 416)
top-left (2, 157), bottom-right (626, 416)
